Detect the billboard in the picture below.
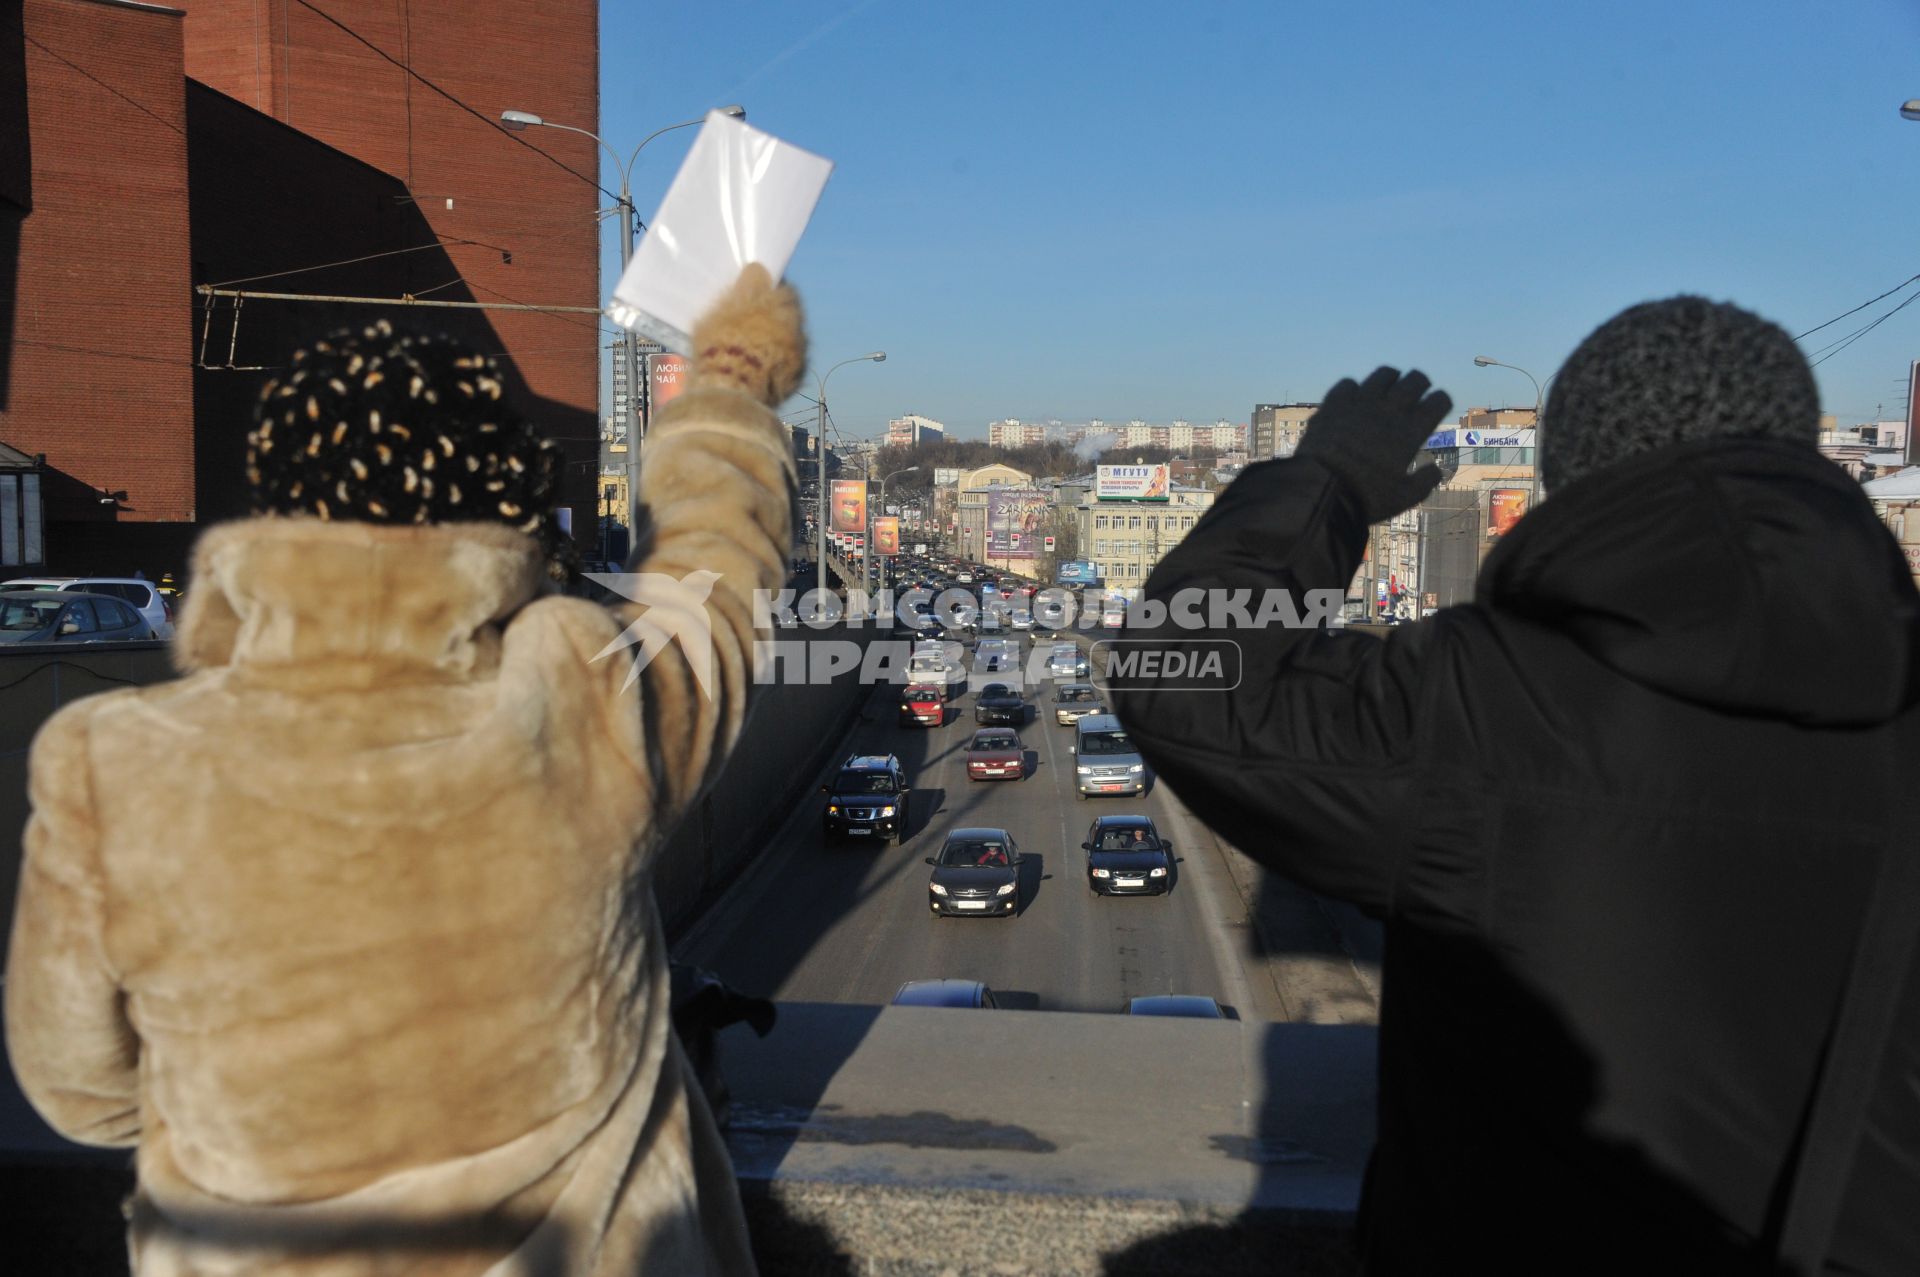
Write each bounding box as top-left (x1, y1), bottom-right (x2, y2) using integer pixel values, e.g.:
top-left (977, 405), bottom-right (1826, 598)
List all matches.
top-left (985, 487), bottom-right (1047, 558)
top-left (933, 467), bottom-right (964, 486)
top-left (1057, 560), bottom-right (1098, 584)
top-left (873, 517), bottom-right (900, 556)
top-left (830, 479), bottom-right (867, 534)
top-left (647, 353), bottom-right (688, 415)
top-left (1096, 464), bottom-right (1170, 501)
top-left (1461, 428), bottom-right (1536, 448)
top-left (1488, 488), bottom-right (1530, 536)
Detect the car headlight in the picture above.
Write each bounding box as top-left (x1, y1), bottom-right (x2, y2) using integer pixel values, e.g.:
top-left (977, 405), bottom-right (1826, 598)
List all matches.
top-left (929, 883), bottom-right (948, 896)
top-left (827, 804), bottom-right (840, 814)
top-left (880, 805), bottom-right (896, 816)
top-left (1149, 866), bottom-right (1167, 877)
top-left (1129, 764), bottom-right (1145, 773)
top-left (1092, 868), bottom-right (1110, 878)
top-left (1077, 766), bottom-right (1092, 775)
top-left (996, 882), bottom-right (1016, 896)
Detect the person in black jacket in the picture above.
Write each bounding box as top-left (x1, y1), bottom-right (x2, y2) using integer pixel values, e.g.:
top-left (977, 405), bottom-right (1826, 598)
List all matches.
top-left (1109, 296), bottom-right (1920, 1276)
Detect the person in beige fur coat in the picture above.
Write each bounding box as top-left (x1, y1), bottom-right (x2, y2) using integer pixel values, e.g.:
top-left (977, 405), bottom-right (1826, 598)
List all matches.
top-left (4, 265), bottom-right (805, 1274)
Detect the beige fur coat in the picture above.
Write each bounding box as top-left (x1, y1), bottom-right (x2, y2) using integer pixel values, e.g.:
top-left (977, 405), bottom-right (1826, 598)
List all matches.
top-left (4, 380), bottom-right (796, 1274)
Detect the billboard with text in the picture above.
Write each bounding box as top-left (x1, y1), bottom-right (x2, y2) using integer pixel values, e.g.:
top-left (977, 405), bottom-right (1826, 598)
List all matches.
top-left (1096, 464), bottom-right (1170, 501)
top-left (874, 517), bottom-right (900, 555)
top-left (986, 487), bottom-right (1047, 558)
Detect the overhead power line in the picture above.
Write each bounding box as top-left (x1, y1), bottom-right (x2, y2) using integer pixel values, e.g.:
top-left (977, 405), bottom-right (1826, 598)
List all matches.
top-left (1795, 273), bottom-right (1920, 342)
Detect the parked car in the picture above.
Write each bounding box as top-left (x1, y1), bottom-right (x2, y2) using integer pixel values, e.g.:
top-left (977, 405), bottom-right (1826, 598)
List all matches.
top-left (1047, 642), bottom-right (1091, 680)
top-left (964, 727), bottom-right (1025, 781)
top-left (1053, 683), bottom-right (1105, 725)
top-left (974, 682), bottom-right (1026, 725)
top-left (1124, 995), bottom-right (1226, 1019)
top-left (900, 684), bottom-right (946, 727)
top-left (1072, 714), bottom-right (1147, 798)
top-left (821, 754), bottom-right (910, 844)
top-left (891, 979), bottom-right (997, 1008)
top-left (925, 828), bottom-right (1022, 918)
top-left (4, 576), bottom-right (174, 638)
top-left (0, 590), bottom-right (157, 644)
top-left (1083, 814), bottom-right (1173, 895)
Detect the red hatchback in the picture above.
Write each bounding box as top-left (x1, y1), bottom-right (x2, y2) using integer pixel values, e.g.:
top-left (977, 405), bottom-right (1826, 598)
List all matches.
top-left (900, 683), bottom-right (945, 727)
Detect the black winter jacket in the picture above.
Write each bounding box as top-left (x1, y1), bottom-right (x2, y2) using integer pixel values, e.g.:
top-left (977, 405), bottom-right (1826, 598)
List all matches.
top-left (1109, 438), bottom-right (1920, 1275)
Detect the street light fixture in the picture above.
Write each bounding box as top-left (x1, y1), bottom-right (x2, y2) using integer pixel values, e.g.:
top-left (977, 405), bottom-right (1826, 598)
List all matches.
top-left (815, 353), bottom-right (887, 597)
top-left (498, 104), bottom-right (745, 543)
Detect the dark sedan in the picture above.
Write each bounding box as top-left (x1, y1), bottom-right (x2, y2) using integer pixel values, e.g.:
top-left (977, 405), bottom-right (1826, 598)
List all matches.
top-left (964, 728), bottom-right (1024, 781)
top-left (974, 682), bottom-right (1026, 725)
top-left (926, 828), bottom-right (1023, 918)
top-left (1083, 814), bottom-right (1173, 896)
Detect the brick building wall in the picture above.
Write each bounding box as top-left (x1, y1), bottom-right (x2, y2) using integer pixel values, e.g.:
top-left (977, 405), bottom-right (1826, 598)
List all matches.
top-left (2, 0), bottom-right (197, 565)
top-left (178, 0), bottom-right (603, 548)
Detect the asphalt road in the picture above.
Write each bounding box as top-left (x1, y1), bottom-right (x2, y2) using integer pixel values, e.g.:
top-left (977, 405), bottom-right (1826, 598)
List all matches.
top-left (676, 628), bottom-right (1382, 1023)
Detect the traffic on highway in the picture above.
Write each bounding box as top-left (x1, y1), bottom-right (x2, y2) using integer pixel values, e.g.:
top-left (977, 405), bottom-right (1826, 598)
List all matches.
top-left (673, 553), bottom-right (1369, 1022)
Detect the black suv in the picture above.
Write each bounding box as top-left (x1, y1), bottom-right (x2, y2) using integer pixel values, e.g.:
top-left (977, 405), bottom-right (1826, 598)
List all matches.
top-left (821, 754), bottom-right (910, 844)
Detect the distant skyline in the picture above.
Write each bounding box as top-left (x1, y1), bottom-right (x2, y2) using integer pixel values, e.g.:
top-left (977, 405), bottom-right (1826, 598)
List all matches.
top-left (570, 1), bottom-right (1920, 441)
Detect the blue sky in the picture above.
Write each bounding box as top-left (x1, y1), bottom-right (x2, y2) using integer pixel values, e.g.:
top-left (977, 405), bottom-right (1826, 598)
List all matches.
top-left (592, 0), bottom-right (1920, 440)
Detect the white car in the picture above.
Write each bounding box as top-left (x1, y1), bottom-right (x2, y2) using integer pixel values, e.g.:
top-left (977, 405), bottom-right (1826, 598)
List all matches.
top-left (1010, 608), bottom-right (1034, 631)
top-left (3, 576), bottom-right (174, 639)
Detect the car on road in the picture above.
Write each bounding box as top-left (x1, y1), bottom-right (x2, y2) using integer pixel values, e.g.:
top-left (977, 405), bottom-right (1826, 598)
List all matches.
top-left (974, 682), bottom-right (1026, 725)
top-left (1047, 643), bottom-right (1091, 680)
top-left (3, 576), bottom-right (174, 639)
top-left (892, 979), bottom-right (997, 1008)
top-left (0, 590), bottom-right (158, 644)
top-left (1072, 714), bottom-right (1147, 798)
top-left (974, 637), bottom-right (1019, 673)
top-left (821, 754), bottom-right (910, 844)
top-left (1010, 607), bottom-right (1034, 631)
top-left (1053, 683), bottom-right (1105, 725)
top-left (907, 645), bottom-right (965, 695)
top-left (900, 684), bottom-right (946, 727)
top-left (925, 828), bottom-right (1023, 918)
top-left (1083, 814), bottom-right (1173, 895)
top-left (964, 727), bottom-right (1025, 781)
top-left (1124, 995), bottom-right (1226, 1019)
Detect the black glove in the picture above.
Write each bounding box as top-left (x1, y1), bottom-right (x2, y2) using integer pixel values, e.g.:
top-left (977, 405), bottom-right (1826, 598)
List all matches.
top-left (1294, 366), bottom-right (1452, 524)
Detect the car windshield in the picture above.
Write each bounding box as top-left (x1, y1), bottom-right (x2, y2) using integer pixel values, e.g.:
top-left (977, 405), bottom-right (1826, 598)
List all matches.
top-left (1080, 730), bottom-right (1133, 755)
top-left (940, 840), bottom-right (1010, 867)
top-left (906, 686), bottom-right (940, 700)
top-left (0, 599), bottom-right (62, 630)
top-left (1058, 687), bottom-right (1097, 703)
top-left (1097, 827), bottom-right (1159, 851)
top-left (834, 770), bottom-right (897, 794)
top-left (973, 733), bottom-right (1017, 751)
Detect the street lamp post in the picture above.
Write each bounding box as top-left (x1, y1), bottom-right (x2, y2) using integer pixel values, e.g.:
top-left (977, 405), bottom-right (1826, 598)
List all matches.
top-left (500, 105), bottom-right (744, 540)
top-left (815, 352), bottom-right (887, 597)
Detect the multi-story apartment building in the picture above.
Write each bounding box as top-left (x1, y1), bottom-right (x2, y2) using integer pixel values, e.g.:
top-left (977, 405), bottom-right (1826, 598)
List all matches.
top-left (1251, 404), bottom-right (1317, 461)
top-left (887, 414), bottom-right (947, 448)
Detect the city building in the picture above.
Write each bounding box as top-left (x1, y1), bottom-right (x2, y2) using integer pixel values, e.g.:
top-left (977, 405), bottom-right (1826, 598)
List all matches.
top-left (887, 414), bottom-right (946, 448)
top-left (952, 463), bottom-right (1035, 564)
top-left (2, 0), bottom-right (600, 574)
top-left (1819, 419), bottom-right (1909, 481)
top-left (1251, 404), bottom-right (1317, 461)
top-left (1070, 480), bottom-right (1217, 597)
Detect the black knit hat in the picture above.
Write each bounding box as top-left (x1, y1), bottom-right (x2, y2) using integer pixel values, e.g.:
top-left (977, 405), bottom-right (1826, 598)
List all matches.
top-left (1540, 296), bottom-right (1819, 492)
top-left (247, 320), bottom-right (561, 535)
